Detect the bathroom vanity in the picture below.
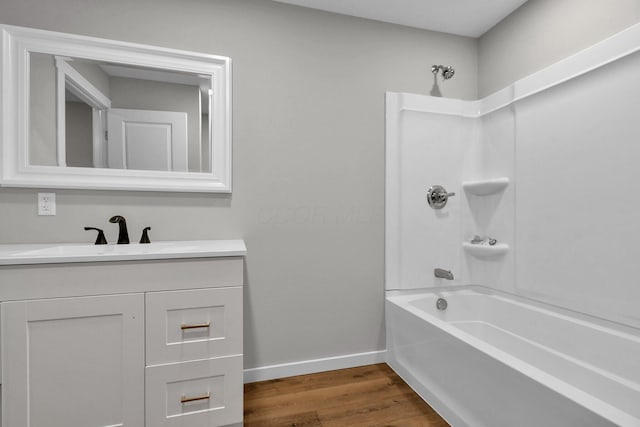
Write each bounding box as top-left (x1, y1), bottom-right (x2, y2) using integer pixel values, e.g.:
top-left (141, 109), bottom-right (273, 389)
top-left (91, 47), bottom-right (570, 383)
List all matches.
top-left (0, 240), bottom-right (246, 427)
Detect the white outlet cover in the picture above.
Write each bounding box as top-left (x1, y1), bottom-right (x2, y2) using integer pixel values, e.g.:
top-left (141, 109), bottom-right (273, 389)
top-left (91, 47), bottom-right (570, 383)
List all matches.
top-left (37, 192), bottom-right (56, 216)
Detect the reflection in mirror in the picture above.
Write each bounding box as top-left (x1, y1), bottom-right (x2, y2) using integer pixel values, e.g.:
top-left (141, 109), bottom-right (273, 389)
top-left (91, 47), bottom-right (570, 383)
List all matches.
top-left (29, 54), bottom-right (212, 173)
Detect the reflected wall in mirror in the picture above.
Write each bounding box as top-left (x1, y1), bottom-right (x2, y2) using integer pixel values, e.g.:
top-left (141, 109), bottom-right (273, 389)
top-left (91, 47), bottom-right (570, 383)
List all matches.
top-left (1, 25), bottom-right (231, 192)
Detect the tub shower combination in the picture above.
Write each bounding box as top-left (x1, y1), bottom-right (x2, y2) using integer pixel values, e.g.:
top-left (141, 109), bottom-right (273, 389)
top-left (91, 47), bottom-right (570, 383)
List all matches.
top-left (385, 24), bottom-right (640, 427)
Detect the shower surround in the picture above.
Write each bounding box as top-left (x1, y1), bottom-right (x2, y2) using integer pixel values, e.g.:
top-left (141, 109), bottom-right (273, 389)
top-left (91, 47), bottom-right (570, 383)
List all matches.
top-left (385, 23), bottom-right (640, 426)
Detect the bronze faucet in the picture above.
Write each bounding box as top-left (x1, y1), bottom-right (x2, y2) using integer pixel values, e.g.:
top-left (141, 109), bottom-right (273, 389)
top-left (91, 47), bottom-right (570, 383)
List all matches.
top-left (109, 215), bottom-right (130, 244)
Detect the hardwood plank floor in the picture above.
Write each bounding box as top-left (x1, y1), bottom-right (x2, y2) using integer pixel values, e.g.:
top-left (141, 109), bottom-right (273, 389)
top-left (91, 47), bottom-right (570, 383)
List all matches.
top-left (244, 363), bottom-right (450, 427)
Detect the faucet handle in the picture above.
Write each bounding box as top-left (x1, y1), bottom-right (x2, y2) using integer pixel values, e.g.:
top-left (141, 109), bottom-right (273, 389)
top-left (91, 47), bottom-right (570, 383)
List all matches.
top-left (140, 227), bottom-right (151, 244)
top-left (84, 227), bottom-right (108, 245)
top-left (427, 185), bottom-right (455, 210)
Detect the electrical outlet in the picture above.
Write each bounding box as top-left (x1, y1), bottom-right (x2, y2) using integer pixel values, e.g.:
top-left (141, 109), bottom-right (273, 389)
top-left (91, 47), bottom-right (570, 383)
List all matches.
top-left (38, 192), bottom-right (56, 216)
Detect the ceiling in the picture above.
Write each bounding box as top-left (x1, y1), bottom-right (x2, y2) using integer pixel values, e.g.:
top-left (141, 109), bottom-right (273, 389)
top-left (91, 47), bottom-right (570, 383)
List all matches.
top-left (272, 0), bottom-right (528, 38)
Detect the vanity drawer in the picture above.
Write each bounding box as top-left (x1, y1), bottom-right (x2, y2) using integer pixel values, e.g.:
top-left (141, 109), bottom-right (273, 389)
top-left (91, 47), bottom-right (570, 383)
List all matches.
top-left (146, 287), bottom-right (242, 365)
top-left (146, 355), bottom-right (243, 427)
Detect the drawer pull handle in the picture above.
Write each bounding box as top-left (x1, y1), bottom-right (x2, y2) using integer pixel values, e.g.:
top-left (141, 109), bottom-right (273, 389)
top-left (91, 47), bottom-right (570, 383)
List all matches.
top-left (181, 392), bottom-right (211, 404)
top-left (180, 322), bottom-right (211, 330)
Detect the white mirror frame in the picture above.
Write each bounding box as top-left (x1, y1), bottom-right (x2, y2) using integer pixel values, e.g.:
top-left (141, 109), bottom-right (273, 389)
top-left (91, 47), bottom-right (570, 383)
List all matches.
top-left (0, 25), bottom-right (232, 192)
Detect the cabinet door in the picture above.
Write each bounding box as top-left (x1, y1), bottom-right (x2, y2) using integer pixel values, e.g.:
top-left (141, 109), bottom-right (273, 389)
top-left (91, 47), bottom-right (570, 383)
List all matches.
top-left (1, 294), bottom-right (145, 427)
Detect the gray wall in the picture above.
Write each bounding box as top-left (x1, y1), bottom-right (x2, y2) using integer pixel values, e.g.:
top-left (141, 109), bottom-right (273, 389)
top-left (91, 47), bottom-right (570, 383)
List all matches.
top-left (478, 0), bottom-right (640, 96)
top-left (0, 0), bottom-right (477, 369)
top-left (29, 53), bottom-right (57, 166)
top-left (65, 101), bottom-right (93, 168)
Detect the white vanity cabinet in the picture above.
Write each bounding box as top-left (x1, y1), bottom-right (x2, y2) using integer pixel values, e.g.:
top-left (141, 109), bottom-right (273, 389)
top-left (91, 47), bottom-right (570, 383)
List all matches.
top-left (0, 240), bottom-right (246, 427)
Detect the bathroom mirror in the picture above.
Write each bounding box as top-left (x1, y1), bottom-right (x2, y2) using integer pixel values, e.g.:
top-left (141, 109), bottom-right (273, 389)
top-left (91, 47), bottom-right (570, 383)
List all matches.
top-left (0, 25), bottom-right (232, 192)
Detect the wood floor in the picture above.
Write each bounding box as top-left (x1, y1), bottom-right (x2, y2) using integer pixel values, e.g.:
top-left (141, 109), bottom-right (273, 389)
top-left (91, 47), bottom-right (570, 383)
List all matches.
top-left (244, 363), bottom-right (450, 427)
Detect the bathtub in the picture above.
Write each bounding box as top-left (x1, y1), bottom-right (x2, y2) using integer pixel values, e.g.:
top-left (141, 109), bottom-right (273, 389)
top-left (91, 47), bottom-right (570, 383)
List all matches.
top-left (385, 286), bottom-right (640, 427)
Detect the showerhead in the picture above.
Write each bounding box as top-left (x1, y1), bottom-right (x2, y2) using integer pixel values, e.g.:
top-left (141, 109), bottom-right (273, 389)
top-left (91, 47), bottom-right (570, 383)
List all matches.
top-left (432, 64), bottom-right (455, 80)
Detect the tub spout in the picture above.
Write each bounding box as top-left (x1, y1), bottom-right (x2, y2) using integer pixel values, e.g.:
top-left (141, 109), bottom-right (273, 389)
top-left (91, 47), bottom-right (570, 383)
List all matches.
top-left (434, 268), bottom-right (454, 280)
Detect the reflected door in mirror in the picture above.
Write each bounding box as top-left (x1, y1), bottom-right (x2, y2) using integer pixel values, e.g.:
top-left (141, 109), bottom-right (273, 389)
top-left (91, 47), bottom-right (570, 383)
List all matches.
top-left (107, 109), bottom-right (188, 172)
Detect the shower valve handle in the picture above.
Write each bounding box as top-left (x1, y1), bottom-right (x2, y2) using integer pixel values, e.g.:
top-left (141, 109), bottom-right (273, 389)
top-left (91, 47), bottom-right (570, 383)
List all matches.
top-left (427, 185), bottom-right (455, 209)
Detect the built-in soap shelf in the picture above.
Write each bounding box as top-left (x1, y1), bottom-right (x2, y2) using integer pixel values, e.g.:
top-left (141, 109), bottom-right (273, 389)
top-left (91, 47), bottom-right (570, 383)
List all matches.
top-left (462, 242), bottom-right (509, 259)
top-left (462, 177), bottom-right (509, 196)
top-left (462, 177), bottom-right (510, 260)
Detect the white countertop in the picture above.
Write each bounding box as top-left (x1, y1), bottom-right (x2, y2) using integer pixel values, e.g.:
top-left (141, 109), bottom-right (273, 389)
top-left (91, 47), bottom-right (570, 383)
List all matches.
top-left (0, 240), bottom-right (247, 265)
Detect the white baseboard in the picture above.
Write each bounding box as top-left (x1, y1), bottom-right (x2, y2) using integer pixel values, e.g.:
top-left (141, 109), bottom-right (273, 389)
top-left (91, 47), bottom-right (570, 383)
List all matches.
top-left (243, 349), bottom-right (387, 384)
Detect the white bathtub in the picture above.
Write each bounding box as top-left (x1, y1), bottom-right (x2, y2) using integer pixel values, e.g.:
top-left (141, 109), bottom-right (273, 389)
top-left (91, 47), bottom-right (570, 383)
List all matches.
top-left (386, 286), bottom-right (640, 427)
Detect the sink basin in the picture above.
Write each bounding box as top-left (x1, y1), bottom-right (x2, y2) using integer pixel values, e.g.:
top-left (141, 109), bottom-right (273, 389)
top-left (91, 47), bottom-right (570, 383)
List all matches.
top-left (14, 244), bottom-right (131, 257)
top-left (14, 242), bottom-right (187, 257)
top-left (0, 240), bottom-right (247, 265)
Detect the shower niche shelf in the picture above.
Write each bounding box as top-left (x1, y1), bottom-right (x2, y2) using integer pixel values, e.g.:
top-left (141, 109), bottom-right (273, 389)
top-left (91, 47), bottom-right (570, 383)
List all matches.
top-left (462, 242), bottom-right (509, 259)
top-left (462, 177), bottom-right (509, 196)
